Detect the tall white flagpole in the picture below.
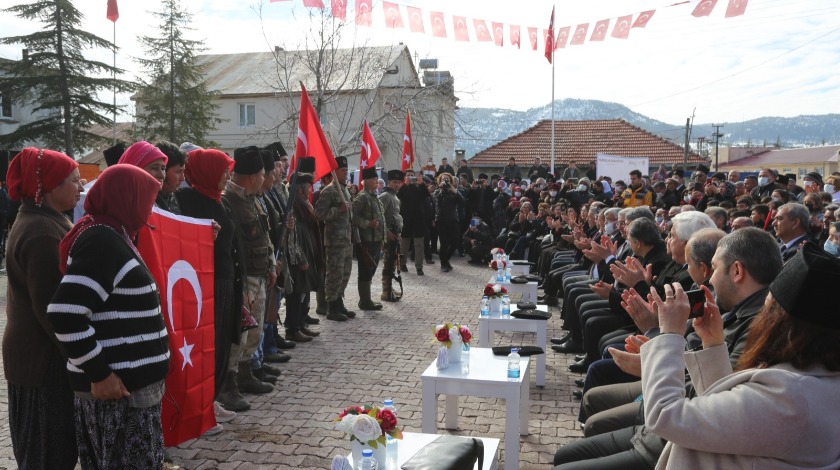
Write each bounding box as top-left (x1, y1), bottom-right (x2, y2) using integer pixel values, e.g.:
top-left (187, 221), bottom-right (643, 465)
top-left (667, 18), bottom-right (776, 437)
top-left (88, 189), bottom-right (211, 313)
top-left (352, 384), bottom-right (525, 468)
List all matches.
top-left (550, 4), bottom-right (556, 176)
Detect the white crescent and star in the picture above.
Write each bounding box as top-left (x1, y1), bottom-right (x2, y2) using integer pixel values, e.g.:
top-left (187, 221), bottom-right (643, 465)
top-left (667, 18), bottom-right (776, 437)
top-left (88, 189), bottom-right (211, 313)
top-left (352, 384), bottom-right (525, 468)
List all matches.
top-left (167, 260), bottom-right (203, 371)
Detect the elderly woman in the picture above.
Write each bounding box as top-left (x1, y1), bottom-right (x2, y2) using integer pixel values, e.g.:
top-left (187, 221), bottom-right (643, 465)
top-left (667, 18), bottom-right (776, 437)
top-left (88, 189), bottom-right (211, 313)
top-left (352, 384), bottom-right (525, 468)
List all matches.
top-left (48, 165), bottom-right (170, 468)
top-left (176, 149), bottom-right (243, 417)
top-left (118, 140), bottom-right (168, 187)
top-left (641, 243), bottom-right (840, 469)
top-left (3, 148), bottom-right (82, 469)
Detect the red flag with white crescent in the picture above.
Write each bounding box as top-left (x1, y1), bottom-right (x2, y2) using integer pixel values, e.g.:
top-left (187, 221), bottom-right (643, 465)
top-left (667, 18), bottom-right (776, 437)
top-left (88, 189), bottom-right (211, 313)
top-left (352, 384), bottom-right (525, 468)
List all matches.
top-left (137, 207), bottom-right (216, 447)
top-left (554, 26), bottom-right (570, 50)
top-left (383, 1), bottom-right (404, 28)
top-left (356, 0), bottom-right (372, 26)
top-left (590, 19), bottom-right (610, 42)
top-left (570, 23), bottom-right (589, 45)
top-left (430, 11), bottom-right (447, 38)
top-left (633, 10), bottom-right (656, 28)
top-left (492, 22), bottom-right (504, 47)
top-left (331, 0), bottom-right (347, 20)
top-left (510, 25), bottom-right (521, 48)
top-left (544, 6), bottom-right (554, 63)
top-left (453, 16), bottom-right (469, 42)
top-left (359, 119), bottom-right (381, 187)
top-left (474, 19), bottom-right (492, 42)
top-left (692, 0), bottom-right (718, 17)
top-left (725, 0), bottom-right (748, 17)
top-left (401, 113), bottom-right (414, 172)
top-left (611, 15), bottom-right (632, 39)
top-left (303, 0), bottom-right (325, 7)
top-left (528, 27), bottom-right (538, 50)
top-left (106, 0), bottom-right (119, 22)
top-left (407, 6), bottom-right (424, 33)
top-left (291, 84), bottom-right (338, 181)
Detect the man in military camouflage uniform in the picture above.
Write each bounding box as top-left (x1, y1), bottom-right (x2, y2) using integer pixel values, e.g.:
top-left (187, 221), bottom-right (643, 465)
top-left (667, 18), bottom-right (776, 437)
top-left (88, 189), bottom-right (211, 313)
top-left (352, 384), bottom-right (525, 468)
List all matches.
top-left (352, 167), bottom-right (386, 310)
top-left (314, 157), bottom-right (356, 321)
top-left (379, 170), bottom-right (404, 301)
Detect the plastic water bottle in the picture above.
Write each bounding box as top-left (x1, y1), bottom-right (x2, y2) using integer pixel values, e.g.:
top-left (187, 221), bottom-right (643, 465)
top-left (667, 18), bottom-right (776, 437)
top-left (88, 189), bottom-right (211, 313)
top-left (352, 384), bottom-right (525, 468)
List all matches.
top-left (383, 400), bottom-right (396, 443)
top-left (501, 295), bottom-right (511, 318)
top-left (360, 449), bottom-right (377, 470)
top-left (505, 266), bottom-right (512, 281)
top-left (507, 348), bottom-right (521, 381)
top-left (480, 296), bottom-right (490, 317)
top-left (496, 267), bottom-right (505, 282)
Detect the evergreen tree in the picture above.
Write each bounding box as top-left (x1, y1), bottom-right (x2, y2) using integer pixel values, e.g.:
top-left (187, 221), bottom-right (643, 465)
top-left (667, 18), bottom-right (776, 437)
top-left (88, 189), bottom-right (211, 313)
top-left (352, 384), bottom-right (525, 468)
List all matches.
top-left (134, 0), bottom-right (220, 146)
top-left (0, 0), bottom-right (133, 157)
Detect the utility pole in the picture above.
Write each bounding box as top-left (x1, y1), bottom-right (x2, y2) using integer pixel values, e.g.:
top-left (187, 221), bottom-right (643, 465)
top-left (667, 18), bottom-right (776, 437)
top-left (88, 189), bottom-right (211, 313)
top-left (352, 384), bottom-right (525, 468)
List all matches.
top-left (711, 124), bottom-right (724, 171)
top-left (683, 118), bottom-right (691, 167)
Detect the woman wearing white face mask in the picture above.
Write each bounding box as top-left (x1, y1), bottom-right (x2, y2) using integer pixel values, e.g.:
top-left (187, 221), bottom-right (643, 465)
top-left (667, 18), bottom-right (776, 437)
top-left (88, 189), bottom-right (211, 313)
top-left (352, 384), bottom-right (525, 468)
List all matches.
top-left (824, 222), bottom-right (840, 257)
top-left (824, 176), bottom-right (840, 204)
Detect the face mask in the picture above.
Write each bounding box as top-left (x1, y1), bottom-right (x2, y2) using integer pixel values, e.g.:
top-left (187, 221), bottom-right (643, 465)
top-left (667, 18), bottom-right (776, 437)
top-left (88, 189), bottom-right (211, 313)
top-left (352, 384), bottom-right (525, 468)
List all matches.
top-left (758, 177), bottom-right (770, 186)
top-left (772, 197), bottom-right (781, 203)
top-left (825, 184), bottom-right (835, 193)
top-left (824, 240), bottom-right (839, 256)
top-left (514, 191), bottom-right (521, 197)
top-left (655, 216), bottom-right (664, 224)
top-left (684, 195), bottom-right (692, 203)
top-left (604, 222), bottom-right (615, 235)
top-left (549, 190), bottom-right (558, 197)
top-left (578, 184), bottom-right (588, 191)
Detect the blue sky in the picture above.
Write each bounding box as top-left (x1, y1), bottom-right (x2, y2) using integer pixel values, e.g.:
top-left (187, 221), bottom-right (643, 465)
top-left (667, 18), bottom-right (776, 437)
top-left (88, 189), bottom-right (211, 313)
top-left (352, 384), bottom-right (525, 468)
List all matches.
top-left (2, 0), bottom-right (839, 125)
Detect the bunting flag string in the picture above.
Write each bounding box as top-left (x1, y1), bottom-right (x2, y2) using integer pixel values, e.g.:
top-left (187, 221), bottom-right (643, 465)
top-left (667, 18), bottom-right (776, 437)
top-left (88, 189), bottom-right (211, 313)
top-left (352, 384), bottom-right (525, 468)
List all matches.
top-left (269, 0), bottom-right (749, 58)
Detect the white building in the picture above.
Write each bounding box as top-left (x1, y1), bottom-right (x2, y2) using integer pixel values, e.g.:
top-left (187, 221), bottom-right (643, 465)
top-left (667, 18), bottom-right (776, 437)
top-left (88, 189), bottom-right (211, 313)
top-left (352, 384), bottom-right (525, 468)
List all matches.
top-left (136, 45), bottom-right (457, 171)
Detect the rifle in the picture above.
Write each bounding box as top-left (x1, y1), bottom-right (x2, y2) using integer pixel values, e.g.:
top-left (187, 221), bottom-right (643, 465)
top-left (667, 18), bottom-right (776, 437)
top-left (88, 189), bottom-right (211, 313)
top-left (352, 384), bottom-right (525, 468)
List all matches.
top-left (388, 234), bottom-right (403, 301)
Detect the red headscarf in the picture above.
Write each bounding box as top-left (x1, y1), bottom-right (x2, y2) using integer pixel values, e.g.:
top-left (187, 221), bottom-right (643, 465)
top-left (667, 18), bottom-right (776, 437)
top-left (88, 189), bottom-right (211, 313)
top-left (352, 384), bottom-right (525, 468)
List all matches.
top-left (184, 148), bottom-right (234, 202)
top-left (6, 147), bottom-right (78, 204)
top-left (118, 141), bottom-right (168, 168)
top-left (59, 165), bottom-right (161, 273)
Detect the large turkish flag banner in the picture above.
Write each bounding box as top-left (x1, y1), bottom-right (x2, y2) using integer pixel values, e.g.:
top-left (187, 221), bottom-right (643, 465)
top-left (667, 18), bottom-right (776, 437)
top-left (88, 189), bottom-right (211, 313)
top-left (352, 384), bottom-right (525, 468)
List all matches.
top-left (138, 207), bottom-right (216, 447)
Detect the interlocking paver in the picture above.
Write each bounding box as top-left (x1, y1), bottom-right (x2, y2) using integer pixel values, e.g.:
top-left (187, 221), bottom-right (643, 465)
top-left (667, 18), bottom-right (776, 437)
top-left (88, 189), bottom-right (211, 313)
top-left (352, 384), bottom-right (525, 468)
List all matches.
top-left (0, 255), bottom-right (584, 469)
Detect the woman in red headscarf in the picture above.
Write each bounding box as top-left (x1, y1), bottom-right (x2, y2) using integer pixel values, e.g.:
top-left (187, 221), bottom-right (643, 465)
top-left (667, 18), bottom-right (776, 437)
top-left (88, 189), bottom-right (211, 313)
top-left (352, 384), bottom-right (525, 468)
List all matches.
top-left (176, 148), bottom-right (246, 417)
top-left (3, 147), bottom-right (82, 469)
top-left (47, 165), bottom-right (170, 469)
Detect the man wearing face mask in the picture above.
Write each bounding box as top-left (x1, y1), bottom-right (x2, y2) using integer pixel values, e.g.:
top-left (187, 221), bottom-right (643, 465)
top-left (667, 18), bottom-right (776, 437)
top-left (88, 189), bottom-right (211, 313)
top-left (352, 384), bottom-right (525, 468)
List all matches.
top-left (800, 172), bottom-right (823, 201)
top-left (546, 182), bottom-right (563, 205)
top-left (751, 168), bottom-right (785, 202)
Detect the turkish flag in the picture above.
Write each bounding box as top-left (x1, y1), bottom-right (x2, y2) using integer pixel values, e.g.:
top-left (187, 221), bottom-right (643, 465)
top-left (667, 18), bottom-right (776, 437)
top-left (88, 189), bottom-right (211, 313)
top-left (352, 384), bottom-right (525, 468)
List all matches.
top-left (106, 0), bottom-right (119, 22)
top-left (725, 0), bottom-right (748, 17)
top-left (331, 0), bottom-right (347, 20)
top-left (408, 6), bottom-right (424, 33)
top-left (570, 23), bottom-right (589, 45)
top-left (137, 207), bottom-right (216, 447)
top-left (590, 19), bottom-right (610, 42)
top-left (303, 0), bottom-right (325, 7)
top-left (611, 15), bottom-right (632, 39)
top-left (491, 22), bottom-right (504, 47)
top-left (453, 16), bottom-right (469, 41)
top-left (356, 0), bottom-right (372, 26)
top-left (692, 0), bottom-right (718, 17)
top-left (545, 6), bottom-right (554, 63)
top-left (555, 26), bottom-right (570, 50)
top-left (359, 119), bottom-right (381, 187)
top-left (401, 113), bottom-right (414, 172)
top-left (291, 84), bottom-right (338, 181)
top-left (633, 10), bottom-right (656, 28)
top-left (430, 11), bottom-right (446, 38)
top-left (510, 25), bottom-right (521, 48)
top-left (528, 27), bottom-right (538, 50)
top-left (474, 19), bottom-right (492, 42)
top-left (383, 2), bottom-right (403, 28)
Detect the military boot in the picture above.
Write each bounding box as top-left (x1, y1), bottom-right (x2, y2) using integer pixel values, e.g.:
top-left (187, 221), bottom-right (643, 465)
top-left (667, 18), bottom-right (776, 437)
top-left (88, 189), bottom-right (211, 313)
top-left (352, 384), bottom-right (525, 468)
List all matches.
top-left (338, 297), bottom-right (357, 318)
top-left (237, 361), bottom-right (273, 394)
top-left (358, 281), bottom-right (383, 310)
top-left (315, 288), bottom-right (327, 316)
top-left (327, 300), bottom-right (348, 321)
top-left (216, 371), bottom-right (251, 411)
top-left (381, 278), bottom-right (396, 302)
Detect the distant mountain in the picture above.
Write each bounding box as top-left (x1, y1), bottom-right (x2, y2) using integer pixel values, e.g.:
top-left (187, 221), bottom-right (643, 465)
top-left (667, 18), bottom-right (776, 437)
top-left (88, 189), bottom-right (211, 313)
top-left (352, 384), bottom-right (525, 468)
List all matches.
top-left (454, 98), bottom-right (840, 157)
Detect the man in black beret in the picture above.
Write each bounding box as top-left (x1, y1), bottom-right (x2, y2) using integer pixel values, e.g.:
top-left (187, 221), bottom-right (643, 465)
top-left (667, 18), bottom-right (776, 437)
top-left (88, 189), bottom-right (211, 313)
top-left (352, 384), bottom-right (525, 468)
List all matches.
top-left (379, 169), bottom-right (404, 301)
top-left (314, 156), bottom-right (356, 321)
top-left (221, 145), bottom-right (276, 403)
top-left (352, 167), bottom-right (386, 310)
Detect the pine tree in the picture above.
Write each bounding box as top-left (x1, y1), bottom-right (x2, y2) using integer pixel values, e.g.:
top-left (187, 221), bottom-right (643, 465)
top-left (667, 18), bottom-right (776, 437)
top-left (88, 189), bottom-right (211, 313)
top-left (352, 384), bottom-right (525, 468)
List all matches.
top-left (134, 0), bottom-right (220, 146)
top-left (0, 0), bottom-right (134, 157)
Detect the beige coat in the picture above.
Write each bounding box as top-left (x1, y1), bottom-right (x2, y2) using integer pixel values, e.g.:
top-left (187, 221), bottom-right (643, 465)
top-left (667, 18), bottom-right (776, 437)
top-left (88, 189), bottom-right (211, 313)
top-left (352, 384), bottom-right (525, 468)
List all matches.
top-left (641, 334), bottom-right (840, 469)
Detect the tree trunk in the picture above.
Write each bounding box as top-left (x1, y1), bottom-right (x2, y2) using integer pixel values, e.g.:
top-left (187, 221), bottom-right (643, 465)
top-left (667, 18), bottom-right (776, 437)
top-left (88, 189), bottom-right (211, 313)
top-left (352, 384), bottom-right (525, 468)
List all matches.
top-left (169, 10), bottom-right (176, 142)
top-left (55, 4), bottom-right (74, 157)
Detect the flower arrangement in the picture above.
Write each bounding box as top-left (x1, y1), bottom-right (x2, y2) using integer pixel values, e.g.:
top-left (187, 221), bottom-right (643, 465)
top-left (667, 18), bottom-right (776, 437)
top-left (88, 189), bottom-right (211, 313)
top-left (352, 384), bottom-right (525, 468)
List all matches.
top-left (489, 259), bottom-right (507, 270)
top-left (483, 283), bottom-right (508, 299)
top-left (433, 322), bottom-right (472, 348)
top-left (334, 405), bottom-right (403, 448)
top-left (491, 248), bottom-right (505, 256)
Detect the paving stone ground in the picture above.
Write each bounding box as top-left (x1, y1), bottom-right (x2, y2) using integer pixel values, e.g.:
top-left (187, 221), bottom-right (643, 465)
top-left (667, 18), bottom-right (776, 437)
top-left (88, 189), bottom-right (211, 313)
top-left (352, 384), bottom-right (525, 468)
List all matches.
top-left (0, 254), bottom-right (585, 470)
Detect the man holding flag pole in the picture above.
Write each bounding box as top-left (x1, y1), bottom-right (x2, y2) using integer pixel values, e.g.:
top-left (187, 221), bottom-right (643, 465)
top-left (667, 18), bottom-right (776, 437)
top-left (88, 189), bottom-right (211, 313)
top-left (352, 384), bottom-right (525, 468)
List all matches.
top-left (353, 120), bottom-right (386, 310)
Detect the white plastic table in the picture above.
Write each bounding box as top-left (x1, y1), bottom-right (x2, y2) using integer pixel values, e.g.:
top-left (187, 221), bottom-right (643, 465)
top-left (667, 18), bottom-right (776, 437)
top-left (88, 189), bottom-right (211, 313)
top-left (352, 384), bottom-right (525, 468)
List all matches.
top-left (346, 432), bottom-right (499, 470)
top-left (508, 262), bottom-right (530, 276)
top-left (488, 275), bottom-right (538, 303)
top-left (421, 348), bottom-right (530, 470)
top-left (477, 305), bottom-right (548, 387)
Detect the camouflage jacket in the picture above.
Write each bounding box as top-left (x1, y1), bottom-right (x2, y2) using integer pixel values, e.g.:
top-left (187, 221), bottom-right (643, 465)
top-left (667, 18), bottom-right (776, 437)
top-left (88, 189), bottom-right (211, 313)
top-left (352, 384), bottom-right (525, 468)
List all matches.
top-left (352, 189), bottom-right (386, 243)
top-left (314, 179), bottom-right (352, 246)
top-left (378, 187), bottom-right (403, 236)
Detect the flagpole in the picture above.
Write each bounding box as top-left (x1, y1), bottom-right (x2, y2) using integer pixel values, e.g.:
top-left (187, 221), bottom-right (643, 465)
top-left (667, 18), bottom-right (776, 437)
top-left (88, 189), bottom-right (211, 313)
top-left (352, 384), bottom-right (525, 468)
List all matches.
top-left (112, 20), bottom-right (117, 145)
top-left (550, 4), bottom-right (556, 177)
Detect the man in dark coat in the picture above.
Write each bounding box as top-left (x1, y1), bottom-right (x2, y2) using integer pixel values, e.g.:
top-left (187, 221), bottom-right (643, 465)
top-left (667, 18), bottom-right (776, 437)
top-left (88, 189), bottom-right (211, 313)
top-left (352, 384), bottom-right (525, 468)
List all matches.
top-left (398, 169), bottom-right (431, 275)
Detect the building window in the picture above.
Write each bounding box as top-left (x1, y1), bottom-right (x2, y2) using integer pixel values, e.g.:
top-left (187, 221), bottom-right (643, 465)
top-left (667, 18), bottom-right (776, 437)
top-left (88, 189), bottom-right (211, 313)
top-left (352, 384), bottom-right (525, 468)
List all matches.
top-left (815, 167), bottom-right (823, 175)
top-left (799, 168), bottom-right (807, 177)
top-left (238, 103), bottom-right (255, 127)
top-left (0, 93), bottom-right (12, 118)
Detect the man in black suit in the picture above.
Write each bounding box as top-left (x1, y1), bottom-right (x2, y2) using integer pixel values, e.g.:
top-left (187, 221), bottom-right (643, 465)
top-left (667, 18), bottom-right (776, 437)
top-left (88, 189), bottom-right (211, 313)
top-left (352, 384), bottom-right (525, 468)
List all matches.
top-left (773, 202), bottom-right (811, 262)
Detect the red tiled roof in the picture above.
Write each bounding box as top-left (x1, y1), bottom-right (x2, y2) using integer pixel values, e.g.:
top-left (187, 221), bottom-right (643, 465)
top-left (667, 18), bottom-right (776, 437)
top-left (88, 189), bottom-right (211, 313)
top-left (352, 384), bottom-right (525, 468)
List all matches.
top-left (468, 119), bottom-right (705, 167)
top-left (719, 145), bottom-right (840, 168)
